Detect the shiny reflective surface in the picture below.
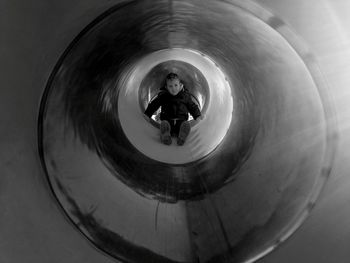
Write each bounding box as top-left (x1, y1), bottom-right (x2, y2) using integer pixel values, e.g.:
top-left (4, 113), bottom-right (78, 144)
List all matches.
top-left (119, 48), bottom-right (232, 164)
top-left (38, 0), bottom-right (337, 263)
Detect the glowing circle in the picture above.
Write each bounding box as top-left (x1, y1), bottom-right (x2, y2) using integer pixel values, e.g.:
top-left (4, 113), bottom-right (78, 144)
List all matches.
top-left (118, 48), bottom-right (233, 164)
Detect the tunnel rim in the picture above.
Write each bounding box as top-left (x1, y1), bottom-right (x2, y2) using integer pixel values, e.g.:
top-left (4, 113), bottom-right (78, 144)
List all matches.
top-left (117, 47), bottom-right (234, 165)
top-left (37, 0), bottom-right (339, 263)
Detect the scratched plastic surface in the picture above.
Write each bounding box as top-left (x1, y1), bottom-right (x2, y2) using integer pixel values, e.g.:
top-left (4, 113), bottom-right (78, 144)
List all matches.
top-left (39, 0), bottom-right (337, 262)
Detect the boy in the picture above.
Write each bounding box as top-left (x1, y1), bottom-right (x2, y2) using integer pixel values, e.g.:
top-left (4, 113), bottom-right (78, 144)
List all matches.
top-left (144, 73), bottom-right (203, 145)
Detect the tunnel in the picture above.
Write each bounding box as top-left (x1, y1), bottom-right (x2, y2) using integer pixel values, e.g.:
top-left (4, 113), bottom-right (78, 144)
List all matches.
top-left (3, 0), bottom-right (341, 263)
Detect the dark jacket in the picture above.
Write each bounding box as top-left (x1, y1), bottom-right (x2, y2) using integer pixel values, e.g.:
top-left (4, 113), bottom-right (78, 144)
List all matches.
top-left (144, 89), bottom-right (201, 121)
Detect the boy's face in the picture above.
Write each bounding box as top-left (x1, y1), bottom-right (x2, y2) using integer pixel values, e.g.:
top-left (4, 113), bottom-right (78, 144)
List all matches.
top-left (166, 79), bottom-right (183, 96)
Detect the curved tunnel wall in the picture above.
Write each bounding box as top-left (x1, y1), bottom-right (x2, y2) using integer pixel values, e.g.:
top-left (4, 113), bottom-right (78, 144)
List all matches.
top-left (38, 1), bottom-right (337, 262)
top-left (1, 0), bottom-right (343, 263)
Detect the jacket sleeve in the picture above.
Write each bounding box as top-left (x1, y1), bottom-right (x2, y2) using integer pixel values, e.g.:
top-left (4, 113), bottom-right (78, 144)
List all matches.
top-left (144, 93), bottom-right (162, 118)
top-left (186, 94), bottom-right (201, 120)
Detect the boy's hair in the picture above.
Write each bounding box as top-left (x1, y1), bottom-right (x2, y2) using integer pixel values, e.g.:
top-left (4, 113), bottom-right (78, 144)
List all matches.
top-left (160, 72), bottom-right (184, 91)
top-left (166, 72), bottom-right (180, 82)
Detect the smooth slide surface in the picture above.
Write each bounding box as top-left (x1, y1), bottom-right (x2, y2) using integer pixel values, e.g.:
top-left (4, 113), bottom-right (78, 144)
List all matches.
top-left (39, 1), bottom-right (336, 262)
top-left (118, 48), bottom-right (233, 164)
top-left (2, 0), bottom-right (344, 263)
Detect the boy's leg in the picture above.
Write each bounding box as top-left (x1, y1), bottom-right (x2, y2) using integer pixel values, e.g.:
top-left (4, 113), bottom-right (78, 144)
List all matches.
top-left (160, 120), bottom-right (172, 145)
top-left (177, 121), bottom-right (191, 146)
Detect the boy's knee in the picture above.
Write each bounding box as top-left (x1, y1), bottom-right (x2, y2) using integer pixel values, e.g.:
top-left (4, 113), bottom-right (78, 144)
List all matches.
top-left (161, 120), bottom-right (170, 125)
top-left (160, 120), bottom-right (170, 130)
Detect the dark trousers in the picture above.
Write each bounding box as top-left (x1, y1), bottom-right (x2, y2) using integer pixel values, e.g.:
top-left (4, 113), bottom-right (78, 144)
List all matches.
top-left (163, 119), bottom-right (185, 137)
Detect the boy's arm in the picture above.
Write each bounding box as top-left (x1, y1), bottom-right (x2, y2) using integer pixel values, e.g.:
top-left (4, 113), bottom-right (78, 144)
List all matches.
top-left (144, 94), bottom-right (162, 118)
top-left (186, 95), bottom-right (202, 120)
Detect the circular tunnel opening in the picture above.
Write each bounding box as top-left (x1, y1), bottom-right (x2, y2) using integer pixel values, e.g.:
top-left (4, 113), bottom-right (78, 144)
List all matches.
top-left (118, 48), bottom-right (233, 164)
top-left (138, 60), bottom-right (210, 128)
top-left (39, 1), bottom-right (337, 263)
